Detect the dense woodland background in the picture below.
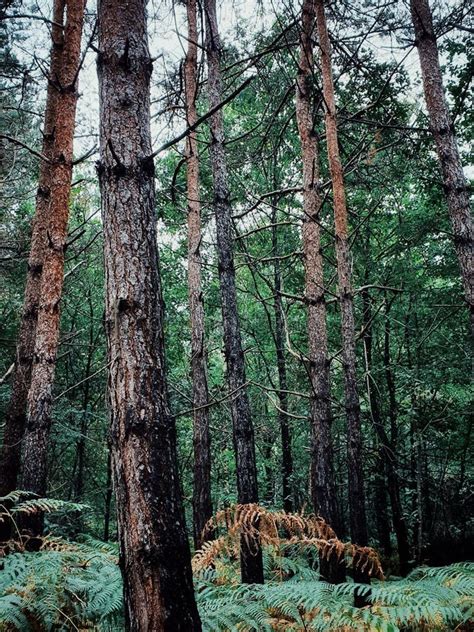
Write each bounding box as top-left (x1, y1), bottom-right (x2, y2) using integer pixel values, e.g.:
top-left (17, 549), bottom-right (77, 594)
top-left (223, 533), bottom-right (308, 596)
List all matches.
top-left (0, 0), bottom-right (473, 630)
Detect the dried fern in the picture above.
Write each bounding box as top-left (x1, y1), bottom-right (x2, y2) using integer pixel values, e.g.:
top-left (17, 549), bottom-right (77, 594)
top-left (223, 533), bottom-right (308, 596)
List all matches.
top-left (193, 504), bottom-right (384, 580)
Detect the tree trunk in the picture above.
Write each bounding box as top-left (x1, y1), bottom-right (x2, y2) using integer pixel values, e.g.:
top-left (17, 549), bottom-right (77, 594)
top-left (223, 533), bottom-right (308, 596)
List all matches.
top-left (315, 2), bottom-right (368, 598)
top-left (103, 449), bottom-right (113, 542)
top-left (204, 0), bottom-right (264, 584)
top-left (97, 1), bottom-right (201, 629)
top-left (410, 0), bottom-right (473, 332)
top-left (315, 0), bottom-right (368, 552)
top-left (0, 0), bottom-right (66, 525)
top-left (19, 0), bottom-right (85, 539)
top-left (271, 203), bottom-right (293, 514)
top-left (297, 0), bottom-right (338, 532)
top-left (383, 300), bottom-right (411, 576)
top-left (185, 0), bottom-right (213, 552)
top-left (297, 0), bottom-right (344, 584)
top-left (361, 286), bottom-right (392, 556)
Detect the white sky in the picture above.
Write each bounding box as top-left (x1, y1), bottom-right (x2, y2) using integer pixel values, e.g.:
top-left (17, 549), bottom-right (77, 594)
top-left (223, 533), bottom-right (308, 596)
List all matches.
top-left (5, 1), bottom-right (471, 175)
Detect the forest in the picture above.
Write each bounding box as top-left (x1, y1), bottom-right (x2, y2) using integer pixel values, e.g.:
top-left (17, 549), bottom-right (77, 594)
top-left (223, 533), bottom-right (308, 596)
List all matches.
top-left (0, 0), bottom-right (473, 630)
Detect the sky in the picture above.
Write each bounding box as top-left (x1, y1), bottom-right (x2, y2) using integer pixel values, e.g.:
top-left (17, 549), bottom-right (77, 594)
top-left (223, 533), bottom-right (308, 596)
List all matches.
top-left (5, 1), bottom-right (471, 179)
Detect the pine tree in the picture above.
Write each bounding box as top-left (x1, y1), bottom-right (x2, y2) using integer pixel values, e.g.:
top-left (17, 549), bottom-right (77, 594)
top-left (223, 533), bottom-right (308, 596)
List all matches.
top-left (97, 0), bottom-right (201, 628)
top-left (185, 0), bottom-right (213, 551)
top-left (204, 0), bottom-right (264, 584)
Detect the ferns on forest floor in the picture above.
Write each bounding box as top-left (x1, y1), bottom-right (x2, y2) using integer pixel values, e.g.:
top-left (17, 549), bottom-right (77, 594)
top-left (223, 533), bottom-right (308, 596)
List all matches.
top-left (0, 539), bottom-right (472, 631)
top-left (0, 499), bottom-right (472, 631)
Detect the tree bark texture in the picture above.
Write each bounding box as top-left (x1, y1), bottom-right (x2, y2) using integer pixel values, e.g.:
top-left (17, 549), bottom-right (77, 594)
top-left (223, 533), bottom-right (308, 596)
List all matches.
top-left (297, 0), bottom-right (339, 534)
top-left (204, 0), bottom-right (264, 584)
top-left (185, 0), bottom-right (213, 551)
top-left (410, 0), bottom-right (473, 332)
top-left (0, 0), bottom-right (66, 507)
top-left (315, 0), bottom-right (368, 550)
top-left (19, 0), bottom-right (85, 538)
top-left (97, 0), bottom-right (201, 629)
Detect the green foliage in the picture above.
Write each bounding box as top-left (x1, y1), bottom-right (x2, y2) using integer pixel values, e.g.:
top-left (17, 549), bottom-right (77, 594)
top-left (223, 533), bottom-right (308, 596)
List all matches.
top-left (196, 562), bottom-right (474, 631)
top-left (0, 537), bottom-right (472, 632)
top-left (0, 539), bottom-right (122, 631)
top-left (0, 491), bottom-right (88, 540)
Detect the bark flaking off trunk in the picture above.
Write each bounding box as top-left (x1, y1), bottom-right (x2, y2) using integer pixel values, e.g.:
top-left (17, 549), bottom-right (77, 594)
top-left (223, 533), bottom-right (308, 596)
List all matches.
top-left (19, 0), bottom-right (85, 539)
top-left (315, 0), bottom-right (369, 559)
top-left (297, 0), bottom-right (344, 584)
top-left (0, 0), bottom-right (65, 512)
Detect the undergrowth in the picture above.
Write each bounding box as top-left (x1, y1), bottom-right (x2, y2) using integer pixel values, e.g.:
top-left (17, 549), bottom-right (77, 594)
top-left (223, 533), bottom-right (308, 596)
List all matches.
top-left (0, 498), bottom-right (472, 631)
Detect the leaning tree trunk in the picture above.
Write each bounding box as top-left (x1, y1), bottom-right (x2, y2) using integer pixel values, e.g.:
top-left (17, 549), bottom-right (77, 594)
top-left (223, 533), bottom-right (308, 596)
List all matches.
top-left (0, 0), bottom-right (66, 519)
top-left (19, 0), bottom-right (85, 538)
top-left (185, 0), bottom-right (213, 551)
top-left (315, 0), bottom-right (369, 581)
top-left (410, 0), bottom-right (473, 333)
top-left (204, 0), bottom-right (264, 584)
top-left (296, 0), bottom-right (344, 584)
top-left (96, 1), bottom-right (201, 629)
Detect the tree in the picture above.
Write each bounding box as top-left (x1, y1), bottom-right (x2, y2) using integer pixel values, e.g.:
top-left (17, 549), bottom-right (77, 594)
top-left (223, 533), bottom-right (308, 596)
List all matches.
top-left (96, 0), bottom-right (201, 628)
top-left (410, 0), bottom-right (473, 333)
top-left (270, 187), bottom-right (294, 514)
top-left (204, 0), bottom-right (264, 584)
top-left (185, 0), bottom-right (213, 551)
top-left (296, 0), bottom-right (343, 583)
top-left (12, 0), bottom-right (86, 540)
top-left (315, 0), bottom-right (369, 558)
top-left (0, 0), bottom-right (69, 507)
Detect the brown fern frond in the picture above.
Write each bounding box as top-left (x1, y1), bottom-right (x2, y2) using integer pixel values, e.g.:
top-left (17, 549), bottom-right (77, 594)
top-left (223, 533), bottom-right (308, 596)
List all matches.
top-left (195, 504), bottom-right (384, 580)
top-left (192, 536), bottom-right (229, 572)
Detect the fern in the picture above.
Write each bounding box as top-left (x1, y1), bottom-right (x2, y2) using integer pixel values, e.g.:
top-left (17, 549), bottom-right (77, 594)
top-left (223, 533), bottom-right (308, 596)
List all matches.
top-left (194, 562), bottom-right (474, 631)
top-left (194, 504), bottom-right (384, 580)
top-left (0, 538), bottom-right (123, 631)
top-left (0, 528), bottom-right (472, 631)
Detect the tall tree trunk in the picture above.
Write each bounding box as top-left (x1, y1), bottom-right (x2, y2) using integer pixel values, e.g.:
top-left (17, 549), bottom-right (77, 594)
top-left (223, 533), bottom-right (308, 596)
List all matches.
top-left (73, 289), bottom-right (95, 503)
top-left (271, 203), bottom-right (293, 514)
top-left (19, 0), bottom-right (85, 538)
top-left (361, 286), bottom-right (392, 556)
top-left (383, 300), bottom-right (411, 576)
top-left (297, 0), bottom-right (344, 584)
top-left (204, 0), bottom-right (264, 584)
top-left (315, 0), bottom-right (368, 553)
top-left (0, 0), bottom-right (66, 523)
top-left (185, 0), bottom-right (213, 552)
top-left (103, 449), bottom-right (113, 542)
top-left (97, 1), bottom-right (201, 629)
top-left (410, 0), bottom-right (473, 332)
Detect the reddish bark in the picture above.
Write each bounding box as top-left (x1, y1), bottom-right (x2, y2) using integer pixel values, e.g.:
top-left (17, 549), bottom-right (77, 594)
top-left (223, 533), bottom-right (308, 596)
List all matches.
top-left (0, 0), bottom-right (65, 507)
top-left (296, 0), bottom-right (339, 534)
top-left (18, 0), bottom-right (85, 539)
top-left (315, 0), bottom-right (368, 554)
top-left (297, 0), bottom-right (344, 584)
